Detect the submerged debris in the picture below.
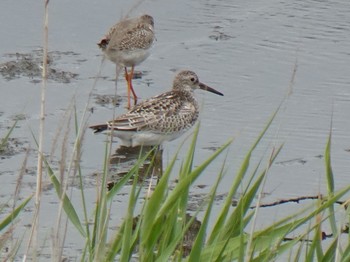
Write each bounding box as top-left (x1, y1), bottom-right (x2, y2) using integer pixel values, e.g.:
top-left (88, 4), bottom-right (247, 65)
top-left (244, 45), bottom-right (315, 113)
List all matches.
top-left (0, 137), bottom-right (28, 159)
top-left (0, 49), bottom-right (79, 83)
top-left (209, 26), bottom-right (234, 41)
top-left (93, 94), bottom-right (122, 107)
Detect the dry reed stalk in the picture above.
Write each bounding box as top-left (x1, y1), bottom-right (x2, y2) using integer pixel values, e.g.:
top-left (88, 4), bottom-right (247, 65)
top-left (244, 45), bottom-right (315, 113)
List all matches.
top-left (125, 0), bottom-right (147, 18)
top-left (52, 107), bottom-right (74, 261)
top-left (24, 0), bottom-right (49, 260)
top-left (13, 148), bottom-right (30, 210)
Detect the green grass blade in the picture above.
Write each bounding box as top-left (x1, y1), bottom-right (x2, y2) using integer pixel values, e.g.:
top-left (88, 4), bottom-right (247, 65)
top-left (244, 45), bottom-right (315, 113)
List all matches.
top-left (140, 136), bottom-right (231, 260)
top-left (139, 147), bottom-right (179, 258)
top-left (29, 127), bottom-right (86, 237)
top-left (156, 139), bottom-right (232, 224)
top-left (180, 123), bottom-right (200, 179)
top-left (120, 174), bottom-right (141, 261)
top-left (0, 195), bottom-right (32, 231)
top-left (177, 125), bottom-right (200, 254)
top-left (305, 213), bottom-right (322, 261)
top-left (0, 120), bottom-right (17, 151)
top-left (73, 105), bottom-right (91, 244)
top-left (199, 234), bottom-right (248, 260)
top-left (341, 244), bottom-right (350, 262)
top-left (45, 160), bottom-right (86, 237)
top-left (321, 236), bottom-right (338, 261)
top-left (324, 128), bottom-right (337, 236)
top-left (325, 122), bottom-right (334, 194)
top-left (253, 186), bottom-right (350, 259)
top-left (92, 140), bottom-right (112, 260)
top-left (155, 209), bottom-right (201, 261)
top-left (106, 147), bottom-right (155, 201)
top-left (188, 160), bottom-right (226, 261)
top-left (207, 109), bottom-right (279, 245)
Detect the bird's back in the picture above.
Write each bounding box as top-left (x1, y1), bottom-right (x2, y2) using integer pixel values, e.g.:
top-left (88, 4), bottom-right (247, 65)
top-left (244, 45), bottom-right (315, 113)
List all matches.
top-left (99, 15), bottom-right (155, 66)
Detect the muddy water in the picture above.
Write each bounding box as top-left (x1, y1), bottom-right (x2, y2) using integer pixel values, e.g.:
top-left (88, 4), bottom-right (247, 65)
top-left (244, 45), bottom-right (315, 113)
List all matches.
top-left (1, 0), bottom-right (350, 260)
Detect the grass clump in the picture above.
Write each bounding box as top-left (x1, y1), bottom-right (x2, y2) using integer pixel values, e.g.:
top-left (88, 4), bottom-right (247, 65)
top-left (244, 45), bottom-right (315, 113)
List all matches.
top-left (30, 107), bottom-right (347, 261)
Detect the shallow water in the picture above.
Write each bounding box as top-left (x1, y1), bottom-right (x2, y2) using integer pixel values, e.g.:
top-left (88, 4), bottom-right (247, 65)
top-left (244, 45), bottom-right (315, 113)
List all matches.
top-left (1, 0), bottom-right (350, 260)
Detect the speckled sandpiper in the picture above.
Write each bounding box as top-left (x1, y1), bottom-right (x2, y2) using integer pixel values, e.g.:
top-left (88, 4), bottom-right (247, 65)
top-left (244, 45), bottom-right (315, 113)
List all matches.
top-left (98, 14), bottom-right (155, 108)
top-left (89, 70), bottom-right (224, 147)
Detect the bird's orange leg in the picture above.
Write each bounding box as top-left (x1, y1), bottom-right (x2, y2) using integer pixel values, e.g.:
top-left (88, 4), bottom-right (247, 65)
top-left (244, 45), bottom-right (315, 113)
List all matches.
top-left (129, 66), bottom-right (138, 105)
top-left (124, 67), bottom-right (131, 109)
top-left (124, 66), bottom-right (138, 109)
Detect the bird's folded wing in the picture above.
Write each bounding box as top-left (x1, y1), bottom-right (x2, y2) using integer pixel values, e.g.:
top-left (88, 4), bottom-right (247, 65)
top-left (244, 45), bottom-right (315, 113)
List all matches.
top-left (107, 114), bottom-right (158, 131)
top-left (106, 91), bottom-right (195, 132)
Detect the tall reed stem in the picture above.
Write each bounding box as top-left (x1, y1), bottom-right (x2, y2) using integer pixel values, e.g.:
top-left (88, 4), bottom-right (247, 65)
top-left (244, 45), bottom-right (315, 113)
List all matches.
top-left (24, 1), bottom-right (49, 260)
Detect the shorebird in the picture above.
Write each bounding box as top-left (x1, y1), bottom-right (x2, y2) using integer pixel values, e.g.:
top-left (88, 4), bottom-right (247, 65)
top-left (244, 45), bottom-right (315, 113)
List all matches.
top-left (98, 14), bottom-right (155, 108)
top-left (90, 70), bottom-right (224, 147)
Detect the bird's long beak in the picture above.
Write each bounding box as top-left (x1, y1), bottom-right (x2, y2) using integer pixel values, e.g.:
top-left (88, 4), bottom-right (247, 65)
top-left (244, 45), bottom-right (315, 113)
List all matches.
top-left (199, 82), bottom-right (224, 96)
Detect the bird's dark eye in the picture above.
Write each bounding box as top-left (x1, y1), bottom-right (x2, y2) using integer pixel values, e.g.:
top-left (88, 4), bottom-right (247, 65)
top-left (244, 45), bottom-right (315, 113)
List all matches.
top-left (190, 77), bottom-right (196, 82)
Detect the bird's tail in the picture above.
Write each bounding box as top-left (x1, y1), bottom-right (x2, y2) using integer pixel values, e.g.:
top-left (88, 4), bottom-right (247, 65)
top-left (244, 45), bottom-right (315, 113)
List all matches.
top-left (89, 124), bottom-right (108, 134)
top-left (97, 38), bottom-right (109, 50)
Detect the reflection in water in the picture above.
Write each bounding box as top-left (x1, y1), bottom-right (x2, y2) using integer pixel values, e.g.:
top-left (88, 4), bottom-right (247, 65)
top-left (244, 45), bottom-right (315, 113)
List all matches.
top-left (108, 145), bottom-right (163, 186)
top-left (181, 213), bottom-right (202, 257)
